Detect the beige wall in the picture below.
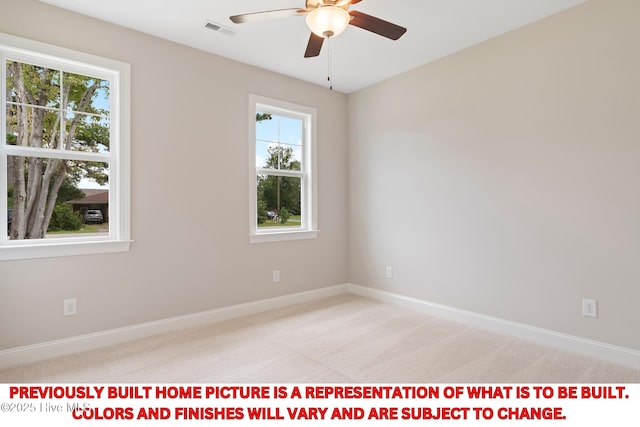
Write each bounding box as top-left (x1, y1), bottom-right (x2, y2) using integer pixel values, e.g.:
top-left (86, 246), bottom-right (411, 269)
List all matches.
top-left (348, 0), bottom-right (640, 351)
top-left (0, 0), bottom-right (348, 349)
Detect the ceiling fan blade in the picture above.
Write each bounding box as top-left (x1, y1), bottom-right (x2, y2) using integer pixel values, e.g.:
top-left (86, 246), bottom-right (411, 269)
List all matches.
top-left (348, 10), bottom-right (407, 40)
top-left (304, 32), bottom-right (324, 58)
top-left (230, 8), bottom-right (304, 24)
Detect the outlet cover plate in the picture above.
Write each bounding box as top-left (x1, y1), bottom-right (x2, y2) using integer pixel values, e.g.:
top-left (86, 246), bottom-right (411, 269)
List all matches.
top-left (582, 299), bottom-right (597, 318)
top-left (64, 298), bottom-right (77, 316)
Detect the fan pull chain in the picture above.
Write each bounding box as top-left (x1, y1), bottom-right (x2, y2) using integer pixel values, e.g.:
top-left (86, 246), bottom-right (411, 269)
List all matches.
top-left (327, 36), bottom-right (333, 91)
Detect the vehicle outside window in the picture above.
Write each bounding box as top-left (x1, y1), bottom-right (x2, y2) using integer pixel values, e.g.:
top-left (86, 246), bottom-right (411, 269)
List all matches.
top-left (83, 209), bottom-right (104, 224)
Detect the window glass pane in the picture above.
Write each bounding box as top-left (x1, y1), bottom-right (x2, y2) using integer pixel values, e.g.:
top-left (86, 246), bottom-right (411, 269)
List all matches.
top-left (6, 104), bottom-right (60, 148)
top-left (256, 140), bottom-right (274, 169)
top-left (61, 71), bottom-right (110, 153)
top-left (255, 113), bottom-right (303, 171)
top-left (7, 155), bottom-right (109, 240)
top-left (257, 175), bottom-right (301, 228)
top-left (256, 111), bottom-right (277, 142)
top-left (6, 60), bottom-right (61, 109)
top-left (63, 72), bottom-right (110, 115)
top-left (280, 143), bottom-right (302, 171)
top-left (65, 111), bottom-right (110, 153)
top-left (255, 113), bottom-right (303, 148)
top-left (278, 116), bottom-right (302, 147)
top-left (62, 72), bottom-right (110, 153)
top-left (257, 143), bottom-right (302, 171)
top-left (6, 61), bottom-right (61, 149)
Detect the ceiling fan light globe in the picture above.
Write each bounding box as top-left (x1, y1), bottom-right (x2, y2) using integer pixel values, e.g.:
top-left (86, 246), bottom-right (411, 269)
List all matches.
top-left (306, 6), bottom-right (350, 38)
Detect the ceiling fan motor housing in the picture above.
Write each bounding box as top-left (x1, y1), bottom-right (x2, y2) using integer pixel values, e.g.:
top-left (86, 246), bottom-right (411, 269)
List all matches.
top-left (306, 6), bottom-right (351, 38)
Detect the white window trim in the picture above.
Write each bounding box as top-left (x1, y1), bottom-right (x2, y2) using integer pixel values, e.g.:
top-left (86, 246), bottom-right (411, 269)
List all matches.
top-left (0, 32), bottom-right (131, 261)
top-left (248, 94), bottom-right (318, 244)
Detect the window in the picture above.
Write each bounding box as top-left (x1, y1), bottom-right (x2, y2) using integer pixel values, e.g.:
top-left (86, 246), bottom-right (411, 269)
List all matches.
top-left (249, 95), bottom-right (317, 243)
top-left (1, 32), bottom-right (130, 260)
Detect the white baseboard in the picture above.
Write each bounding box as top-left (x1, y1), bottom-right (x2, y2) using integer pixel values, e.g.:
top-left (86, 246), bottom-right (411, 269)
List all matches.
top-left (2, 282), bottom-right (639, 371)
top-left (347, 283), bottom-right (640, 370)
top-left (0, 284), bottom-right (348, 370)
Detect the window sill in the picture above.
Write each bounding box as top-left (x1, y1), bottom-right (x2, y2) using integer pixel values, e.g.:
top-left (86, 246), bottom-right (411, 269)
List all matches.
top-left (249, 230), bottom-right (318, 244)
top-left (0, 239), bottom-right (133, 261)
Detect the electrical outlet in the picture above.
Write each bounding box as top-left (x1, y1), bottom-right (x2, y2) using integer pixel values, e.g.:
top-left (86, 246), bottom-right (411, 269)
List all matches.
top-left (272, 270), bottom-right (280, 283)
top-left (64, 298), bottom-right (77, 316)
top-left (582, 299), bottom-right (597, 318)
top-left (385, 266), bottom-right (393, 279)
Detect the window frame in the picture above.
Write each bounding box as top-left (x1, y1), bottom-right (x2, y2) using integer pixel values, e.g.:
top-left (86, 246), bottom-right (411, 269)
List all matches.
top-left (0, 32), bottom-right (131, 261)
top-left (249, 94), bottom-right (318, 243)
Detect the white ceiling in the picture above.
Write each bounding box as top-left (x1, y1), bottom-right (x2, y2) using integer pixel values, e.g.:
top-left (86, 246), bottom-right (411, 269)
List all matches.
top-left (37, 0), bottom-right (588, 93)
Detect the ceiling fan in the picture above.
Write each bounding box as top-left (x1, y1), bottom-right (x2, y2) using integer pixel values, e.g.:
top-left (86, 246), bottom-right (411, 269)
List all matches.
top-left (230, 0), bottom-right (407, 58)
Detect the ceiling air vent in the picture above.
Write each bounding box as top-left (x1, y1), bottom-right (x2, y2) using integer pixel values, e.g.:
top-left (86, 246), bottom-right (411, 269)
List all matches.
top-left (205, 21), bottom-right (236, 37)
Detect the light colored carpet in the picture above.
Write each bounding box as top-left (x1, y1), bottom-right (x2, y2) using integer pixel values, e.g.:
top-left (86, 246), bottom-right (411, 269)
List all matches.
top-left (1, 294), bottom-right (639, 383)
